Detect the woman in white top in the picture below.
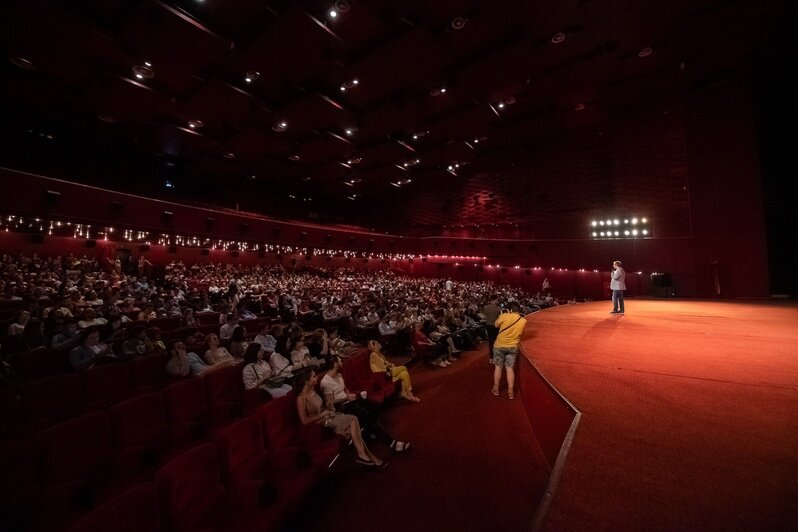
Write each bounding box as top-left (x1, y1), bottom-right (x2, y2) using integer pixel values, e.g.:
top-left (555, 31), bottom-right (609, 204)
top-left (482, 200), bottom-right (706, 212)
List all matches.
top-left (241, 344), bottom-right (291, 398)
top-left (204, 333), bottom-right (236, 365)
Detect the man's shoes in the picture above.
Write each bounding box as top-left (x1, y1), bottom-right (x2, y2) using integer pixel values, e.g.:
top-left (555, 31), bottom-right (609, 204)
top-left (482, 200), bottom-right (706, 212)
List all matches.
top-left (609, 310), bottom-right (619, 314)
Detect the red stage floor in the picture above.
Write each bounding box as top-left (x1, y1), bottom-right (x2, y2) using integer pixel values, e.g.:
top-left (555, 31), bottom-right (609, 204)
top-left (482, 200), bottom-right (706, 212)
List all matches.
top-left (522, 299), bottom-right (798, 531)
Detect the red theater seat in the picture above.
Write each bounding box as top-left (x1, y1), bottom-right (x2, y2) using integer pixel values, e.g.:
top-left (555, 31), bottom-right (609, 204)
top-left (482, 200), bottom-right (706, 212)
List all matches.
top-left (155, 443), bottom-right (282, 532)
top-left (82, 362), bottom-right (131, 411)
top-left (21, 373), bottom-right (82, 432)
top-left (256, 393), bottom-right (340, 474)
top-left (162, 377), bottom-right (211, 445)
top-left (0, 387), bottom-right (20, 438)
top-left (215, 416), bottom-right (315, 517)
top-left (340, 350), bottom-right (398, 404)
top-left (66, 482), bottom-right (160, 532)
top-left (0, 439), bottom-right (37, 532)
top-left (34, 412), bottom-right (115, 529)
top-left (203, 364), bottom-right (243, 425)
top-left (128, 353), bottom-right (169, 393)
top-left (7, 347), bottom-right (71, 381)
top-left (109, 392), bottom-right (170, 477)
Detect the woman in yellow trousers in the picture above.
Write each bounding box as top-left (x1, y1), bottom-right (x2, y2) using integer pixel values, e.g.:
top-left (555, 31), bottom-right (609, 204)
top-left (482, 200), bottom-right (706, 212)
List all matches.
top-left (368, 340), bottom-right (420, 402)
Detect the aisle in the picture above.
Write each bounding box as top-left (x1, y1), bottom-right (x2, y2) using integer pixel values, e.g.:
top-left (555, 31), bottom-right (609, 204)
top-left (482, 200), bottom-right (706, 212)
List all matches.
top-left (292, 348), bottom-right (550, 532)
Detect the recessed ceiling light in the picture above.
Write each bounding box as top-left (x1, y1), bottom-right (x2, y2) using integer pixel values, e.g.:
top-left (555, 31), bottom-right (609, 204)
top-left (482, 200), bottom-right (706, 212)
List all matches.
top-left (574, 103), bottom-right (585, 111)
top-left (245, 70), bottom-right (260, 83)
top-left (272, 121), bottom-right (288, 132)
top-left (347, 156), bottom-right (362, 165)
top-left (289, 154), bottom-right (301, 161)
top-left (345, 127), bottom-right (356, 136)
top-left (329, 9), bottom-right (337, 18)
top-left (248, 175), bottom-right (256, 180)
top-left (334, 1), bottom-right (350, 12)
top-left (144, 61), bottom-right (152, 67)
top-left (638, 46), bottom-right (653, 58)
top-left (9, 56), bottom-right (35, 70)
top-left (551, 32), bottom-right (567, 44)
top-left (132, 65), bottom-right (154, 80)
top-left (188, 119), bottom-right (204, 129)
top-left (302, 177), bottom-right (312, 182)
top-left (430, 87), bottom-right (447, 96)
top-left (223, 152), bottom-right (236, 159)
top-left (497, 102), bottom-right (505, 109)
top-left (451, 16), bottom-right (468, 30)
top-left (505, 96), bottom-right (516, 105)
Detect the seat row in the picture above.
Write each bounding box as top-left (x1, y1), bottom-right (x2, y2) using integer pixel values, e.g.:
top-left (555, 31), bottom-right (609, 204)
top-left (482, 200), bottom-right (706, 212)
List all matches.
top-left (0, 392), bottom-right (340, 531)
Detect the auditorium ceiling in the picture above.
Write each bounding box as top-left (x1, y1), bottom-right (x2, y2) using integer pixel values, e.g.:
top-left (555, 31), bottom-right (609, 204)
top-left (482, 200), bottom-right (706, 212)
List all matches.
top-left (0, 0), bottom-right (791, 230)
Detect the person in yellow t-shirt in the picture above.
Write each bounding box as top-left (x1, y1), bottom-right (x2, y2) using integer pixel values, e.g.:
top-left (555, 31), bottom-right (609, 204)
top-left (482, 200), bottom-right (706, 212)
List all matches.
top-left (492, 302), bottom-right (526, 399)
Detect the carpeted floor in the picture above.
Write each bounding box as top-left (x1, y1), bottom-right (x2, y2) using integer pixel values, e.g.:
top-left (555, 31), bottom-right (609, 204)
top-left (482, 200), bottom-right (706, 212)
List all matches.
top-left (524, 300), bottom-right (798, 532)
top-left (291, 348), bottom-right (550, 532)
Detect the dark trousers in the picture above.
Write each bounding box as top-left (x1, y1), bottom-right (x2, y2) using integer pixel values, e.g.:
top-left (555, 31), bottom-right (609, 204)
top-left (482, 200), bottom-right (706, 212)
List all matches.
top-left (337, 399), bottom-right (393, 445)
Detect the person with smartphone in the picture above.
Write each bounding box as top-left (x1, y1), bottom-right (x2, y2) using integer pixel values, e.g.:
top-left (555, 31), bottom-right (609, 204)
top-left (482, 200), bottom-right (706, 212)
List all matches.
top-left (492, 302), bottom-right (526, 399)
top-left (610, 260), bottom-right (626, 314)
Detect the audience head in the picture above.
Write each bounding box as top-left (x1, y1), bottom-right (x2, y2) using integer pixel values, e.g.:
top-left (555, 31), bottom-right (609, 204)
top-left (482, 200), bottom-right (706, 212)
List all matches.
top-left (243, 343), bottom-right (262, 364)
top-left (230, 325), bottom-right (245, 343)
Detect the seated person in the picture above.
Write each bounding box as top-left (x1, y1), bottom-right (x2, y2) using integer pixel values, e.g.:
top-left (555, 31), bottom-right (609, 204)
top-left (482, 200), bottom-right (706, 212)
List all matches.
top-left (121, 326), bottom-right (148, 356)
top-left (290, 338), bottom-right (323, 368)
top-left (204, 333), bottom-right (236, 365)
top-left (368, 340), bottom-right (420, 402)
top-left (219, 313), bottom-right (238, 340)
top-left (295, 370), bottom-right (386, 468)
top-left (328, 330), bottom-right (359, 358)
top-left (181, 308), bottom-right (197, 329)
top-left (165, 340), bottom-right (215, 377)
top-left (228, 325), bottom-right (249, 358)
top-left (51, 318), bottom-right (82, 350)
top-left (320, 356), bottom-right (411, 452)
top-left (413, 322), bottom-right (449, 367)
top-left (307, 328), bottom-right (330, 360)
top-left (253, 321), bottom-right (276, 352)
top-left (7, 310), bottom-right (30, 336)
top-left (136, 304), bottom-right (157, 322)
top-left (241, 343), bottom-right (292, 398)
top-left (145, 327), bottom-right (167, 354)
top-left (70, 329), bottom-right (115, 371)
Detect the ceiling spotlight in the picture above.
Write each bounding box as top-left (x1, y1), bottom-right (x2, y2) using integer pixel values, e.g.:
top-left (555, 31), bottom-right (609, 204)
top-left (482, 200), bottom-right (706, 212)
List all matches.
top-left (551, 32), bottom-right (567, 44)
top-left (631, 218), bottom-right (638, 224)
top-left (132, 65), bottom-right (154, 80)
top-left (329, 10), bottom-right (338, 18)
top-left (641, 217), bottom-right (647, 223)
top-left (600, 232), bottom-right (605, 236)
top-left (451, 16), bottom-right (468, 30)
top-left (188, 119), bottom-right (204, 129)
top-left (223, 152), bottom-right (236, 159)
top-left (272, 121), bottom-right (288, 132)
top-left (289, 154), bottom-right (301, 161)
top-left (638, 46), bottom-right (653, 58)
top-left (632, 229), bottom-right (638, 236)
top-left (10, 56), bottom-right (35, 70)
top-left (345, 127), bottom-right (356, 136)
top-left (347, 156), bottom-right (362, 165)
top-left (592, 232), bottom-right (597, 237)
top-left (591, 221), bottom-right (597, 226)
top-left (599, 221), bottom-right (605, 226)
top-left (642, 229), bottom-right (648, 235)
top-left (575, 103), bottom-right (586, 111)
top-left (340, 85), bottom-right (346, 92)
top-left (624, 230), bottom-right (630, 236)
top-left (247, 175), bottom-right (257, 180)
top-left (497, 102), bottom-right (505, 109)
top-left (352, 79), bottom-right (358, 85)
top-left (613, 219), bottom-right (619, 225)
top-left (614, 231), bottom-right (619, 236)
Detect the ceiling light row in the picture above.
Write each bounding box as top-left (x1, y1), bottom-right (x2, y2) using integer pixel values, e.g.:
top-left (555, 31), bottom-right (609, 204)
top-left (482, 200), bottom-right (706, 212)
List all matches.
top-left (391, 178), bottom-right (413, 188)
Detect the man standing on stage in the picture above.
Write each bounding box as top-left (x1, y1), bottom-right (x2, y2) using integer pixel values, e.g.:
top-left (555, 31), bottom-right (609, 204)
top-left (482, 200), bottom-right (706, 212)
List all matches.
top-left (492, 302), bottom-right (526, 399)
top-left (482, 294), bottom-right (501, 361)
top-left (610, 260), bottom-right (626, 314)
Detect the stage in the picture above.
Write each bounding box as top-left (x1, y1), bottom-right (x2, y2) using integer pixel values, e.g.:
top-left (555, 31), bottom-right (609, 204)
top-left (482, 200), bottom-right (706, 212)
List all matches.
top-left (521, 299), bottom-right (798, 531)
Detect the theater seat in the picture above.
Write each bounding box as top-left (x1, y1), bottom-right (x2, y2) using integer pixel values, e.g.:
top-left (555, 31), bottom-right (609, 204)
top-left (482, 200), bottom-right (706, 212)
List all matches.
top-left (340, 350), bottom-right (398, 404)
top-left (34, 412), bottom-right (115, 529)
top-left (0, 388), bottom-right (20, 438)
top-left (215, 415), bottom-right (316, 518)
top-left (155, 443), bottom-right (283, 532)
top-left (82, 362), bottom-right (131, 411)
top-left (162, 377), bottom-right (211, 446)
top-left (256, 393), bottom-right (340, 474)
top-left (0, 439), bottom-right (37, 532)
top-left (66, 482), bottom-right (160, 532)
top-left (21, 373), bottom-right (82, 433)
top-left (128, 353), bottom-right (170, 394)
top-left (203, 364), bottom-right (243, 425)
top-left (109, 392), bottom-right (170, 477)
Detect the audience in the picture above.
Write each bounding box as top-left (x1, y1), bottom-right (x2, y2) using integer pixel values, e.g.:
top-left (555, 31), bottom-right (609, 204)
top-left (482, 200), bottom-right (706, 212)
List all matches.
top-left (70, 329), bottom-right (115, 371)
top-left (204, 333), bottom-right (236, 365)
top-left (368, 340), bottom-right (420, 403)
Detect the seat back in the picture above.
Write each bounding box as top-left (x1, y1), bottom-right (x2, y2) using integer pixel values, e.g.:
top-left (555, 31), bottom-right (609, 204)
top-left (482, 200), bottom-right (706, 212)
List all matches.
top-left (256, 392), bottom-right (301, 451)
top-left (109, 392), bottom-right (168, 449)
top-left (8, 347), bottom-right (71, 381)
top-left (129, 353), bottom-right (169, 392)
top-left (203, 364), bottom-right (243, 422)
top-left (0, 439), bottom-right (37, 532)
top-left (67, 482), bottom-right (160, 532)
top-left (155, 443), bottom-right (226, 531)
top-left (214, 415), bottom-right (266, 481)
top-left (162, 377), bottom-right (207, 425)
top-left (21, 373), bottom-right (82, 425)
top-left (35, 411), bottom-right (113, 484)
top-left (82, 362), bottom-right (131, 410)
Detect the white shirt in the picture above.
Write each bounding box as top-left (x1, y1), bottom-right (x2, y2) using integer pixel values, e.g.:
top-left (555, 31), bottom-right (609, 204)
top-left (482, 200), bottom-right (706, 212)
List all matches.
top-left (320, 373), bottom-right (348, 403)
top-left (219, 323), bottom-right (236, 340)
